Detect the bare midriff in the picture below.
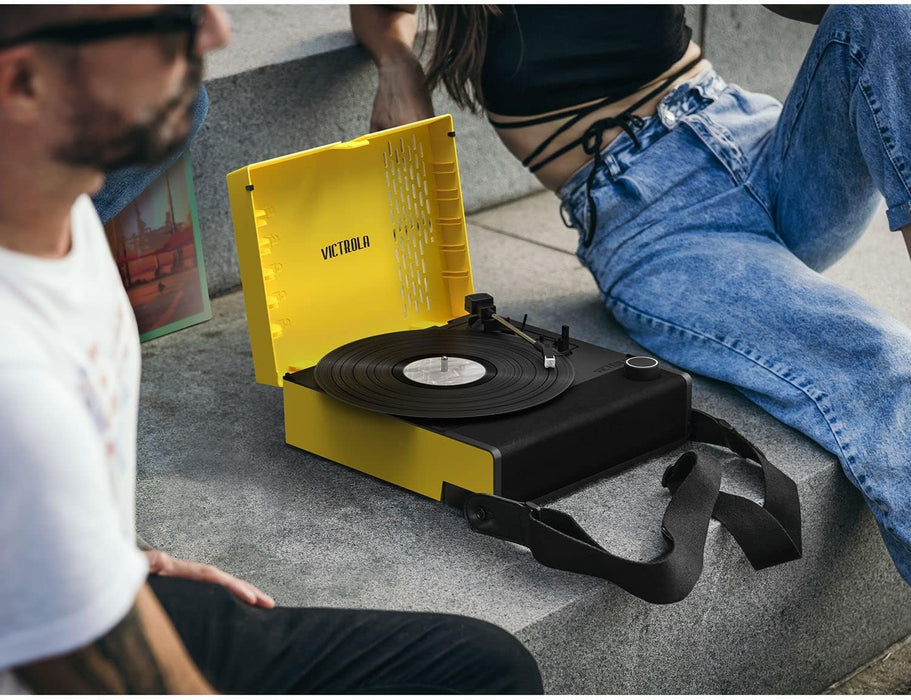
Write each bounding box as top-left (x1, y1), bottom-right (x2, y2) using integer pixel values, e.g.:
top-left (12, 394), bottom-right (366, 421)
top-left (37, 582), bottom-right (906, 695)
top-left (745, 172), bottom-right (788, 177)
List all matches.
top-left (487, 41), bottom-right (710, 191)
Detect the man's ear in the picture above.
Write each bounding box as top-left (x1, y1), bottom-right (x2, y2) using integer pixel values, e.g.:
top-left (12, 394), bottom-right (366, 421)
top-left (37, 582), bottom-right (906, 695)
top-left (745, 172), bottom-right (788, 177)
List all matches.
top-left (0, 48), bottom-right (44, 122)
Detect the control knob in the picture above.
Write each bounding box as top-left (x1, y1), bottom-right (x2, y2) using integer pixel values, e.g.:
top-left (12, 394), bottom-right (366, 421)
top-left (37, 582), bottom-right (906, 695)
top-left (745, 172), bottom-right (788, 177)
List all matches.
top-left (624, 356), bottom-right (660, 381)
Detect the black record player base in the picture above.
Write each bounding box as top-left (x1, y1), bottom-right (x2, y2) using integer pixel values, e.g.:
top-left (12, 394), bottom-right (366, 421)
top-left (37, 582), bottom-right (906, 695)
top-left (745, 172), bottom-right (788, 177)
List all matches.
top-left (285, 315), bottom-right (692, 504)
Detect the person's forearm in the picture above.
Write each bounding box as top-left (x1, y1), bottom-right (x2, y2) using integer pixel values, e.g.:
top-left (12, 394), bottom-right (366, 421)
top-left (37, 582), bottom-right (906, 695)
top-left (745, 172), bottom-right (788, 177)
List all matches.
top-left (350, 3), bottom-right (434, 131)
top-left (350, 4), bottom-right (420, 67)
top-left (902, 226), bottom-right (911, 262)
top-left (14, 584), bottom-right (214, 693)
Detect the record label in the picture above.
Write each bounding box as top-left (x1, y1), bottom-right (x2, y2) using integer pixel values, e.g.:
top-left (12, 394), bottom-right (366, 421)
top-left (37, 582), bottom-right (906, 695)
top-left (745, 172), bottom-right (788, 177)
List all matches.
top-left (401, 356), bottom-right (488, 386)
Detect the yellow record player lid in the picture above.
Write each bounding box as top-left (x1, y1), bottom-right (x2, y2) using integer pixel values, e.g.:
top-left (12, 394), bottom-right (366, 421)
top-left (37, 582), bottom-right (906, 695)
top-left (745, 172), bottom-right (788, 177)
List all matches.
top-left (226, 115), bottom-right (474, 387)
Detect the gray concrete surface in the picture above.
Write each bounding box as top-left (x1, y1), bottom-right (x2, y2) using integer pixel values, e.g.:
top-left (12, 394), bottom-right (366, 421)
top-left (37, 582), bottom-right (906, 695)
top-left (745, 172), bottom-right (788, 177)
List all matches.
top-left (704, 5), bottom-right (818, 101)
top-left (137, 188), bottom-right (911, 693)
top-left (205, 5), bottom-right (355, 81)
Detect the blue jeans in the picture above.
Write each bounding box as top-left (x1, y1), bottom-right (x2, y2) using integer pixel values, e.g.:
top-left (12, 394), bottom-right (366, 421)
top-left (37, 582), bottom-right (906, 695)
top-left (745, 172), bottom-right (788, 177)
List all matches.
top-left (92, 85), bottom-right (209, 224)
top-left (558, 5), bottom-right (911, 582)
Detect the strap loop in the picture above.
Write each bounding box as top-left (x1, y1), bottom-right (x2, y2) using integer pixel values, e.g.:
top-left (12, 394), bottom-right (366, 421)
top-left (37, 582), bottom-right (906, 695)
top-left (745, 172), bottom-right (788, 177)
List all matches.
top-left (577, 113), bottom-right (645, 246)
top-left (662, 450), bottom-right (698, 492)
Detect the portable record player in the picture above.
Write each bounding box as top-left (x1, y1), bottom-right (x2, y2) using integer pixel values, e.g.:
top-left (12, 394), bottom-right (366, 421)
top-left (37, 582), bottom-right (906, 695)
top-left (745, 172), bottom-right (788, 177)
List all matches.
top-left (226, 115), bottom-right (692, 504)
top-left (226, 116), bottom-right (801, 604)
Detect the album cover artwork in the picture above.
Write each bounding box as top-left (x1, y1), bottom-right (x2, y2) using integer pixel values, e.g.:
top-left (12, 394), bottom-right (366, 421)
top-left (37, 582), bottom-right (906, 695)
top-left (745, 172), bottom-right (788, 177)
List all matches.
top-left (103, 154), bottom-right (212, 342)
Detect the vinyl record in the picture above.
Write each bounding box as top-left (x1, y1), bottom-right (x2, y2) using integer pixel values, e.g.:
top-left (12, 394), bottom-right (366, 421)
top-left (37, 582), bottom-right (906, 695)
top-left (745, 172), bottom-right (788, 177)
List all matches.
top-left (314, 328), bottom-right (575, 419)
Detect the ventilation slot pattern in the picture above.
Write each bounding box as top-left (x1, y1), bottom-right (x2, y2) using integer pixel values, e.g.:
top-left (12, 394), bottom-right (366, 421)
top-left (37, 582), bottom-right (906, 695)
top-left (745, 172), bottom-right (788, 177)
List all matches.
top-left (383, 134), bottom-right (433, 318)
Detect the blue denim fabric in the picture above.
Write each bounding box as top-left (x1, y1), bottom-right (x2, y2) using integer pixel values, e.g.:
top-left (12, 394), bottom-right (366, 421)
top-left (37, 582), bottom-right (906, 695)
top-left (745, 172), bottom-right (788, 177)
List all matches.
top-left (558, 5), bottom-right (911, 582)
top-left (92, 85), bottom-right (209, 224)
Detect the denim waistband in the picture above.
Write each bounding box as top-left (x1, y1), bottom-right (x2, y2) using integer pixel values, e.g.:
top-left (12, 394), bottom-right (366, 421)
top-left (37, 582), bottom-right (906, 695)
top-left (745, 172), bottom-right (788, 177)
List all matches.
top-left (556, 68), bottom-right (728, 203)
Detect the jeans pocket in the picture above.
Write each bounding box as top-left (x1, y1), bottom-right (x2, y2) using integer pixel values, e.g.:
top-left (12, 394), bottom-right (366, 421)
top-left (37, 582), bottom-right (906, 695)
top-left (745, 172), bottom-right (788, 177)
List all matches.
top-left (606, 122), bottom-right (736, 213)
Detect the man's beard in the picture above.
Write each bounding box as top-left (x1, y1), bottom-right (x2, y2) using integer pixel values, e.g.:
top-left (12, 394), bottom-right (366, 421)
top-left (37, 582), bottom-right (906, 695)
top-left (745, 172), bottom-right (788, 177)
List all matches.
top-left (53, 57), bottom-right (203, 172)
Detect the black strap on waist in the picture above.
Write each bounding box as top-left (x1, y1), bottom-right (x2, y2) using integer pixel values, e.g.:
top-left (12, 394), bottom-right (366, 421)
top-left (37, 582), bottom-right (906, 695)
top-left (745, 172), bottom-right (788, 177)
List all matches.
top-left (463, 409), bottom-right (802, 604)
top-left (488, 52), bottom-right (704, 247)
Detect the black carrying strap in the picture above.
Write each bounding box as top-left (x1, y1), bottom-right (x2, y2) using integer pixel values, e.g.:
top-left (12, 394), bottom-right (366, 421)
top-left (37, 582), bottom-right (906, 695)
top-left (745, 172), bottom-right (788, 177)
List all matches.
top-left (464, 410), bottom-right (802, 604)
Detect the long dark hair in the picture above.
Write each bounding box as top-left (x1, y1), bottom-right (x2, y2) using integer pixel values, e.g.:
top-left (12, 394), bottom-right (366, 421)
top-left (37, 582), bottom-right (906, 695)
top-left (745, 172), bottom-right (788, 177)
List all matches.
top-left (423, 5), bottom-right (501, 114)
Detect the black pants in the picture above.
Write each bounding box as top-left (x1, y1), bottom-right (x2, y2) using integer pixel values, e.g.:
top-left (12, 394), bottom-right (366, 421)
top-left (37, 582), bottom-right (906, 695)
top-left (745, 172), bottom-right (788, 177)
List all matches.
top-left (150, 575), bottom-right (543, 694)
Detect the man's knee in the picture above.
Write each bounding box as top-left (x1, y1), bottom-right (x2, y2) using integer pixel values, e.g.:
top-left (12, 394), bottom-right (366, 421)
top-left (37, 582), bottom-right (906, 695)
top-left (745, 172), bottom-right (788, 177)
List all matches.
top-left (436, 615), bottom-right (544, 694)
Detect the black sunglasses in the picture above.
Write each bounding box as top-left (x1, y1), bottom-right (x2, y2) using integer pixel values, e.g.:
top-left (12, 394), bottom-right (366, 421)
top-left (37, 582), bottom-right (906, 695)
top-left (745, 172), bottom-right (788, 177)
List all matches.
top-left (0, 5), bottom-right (203, 58)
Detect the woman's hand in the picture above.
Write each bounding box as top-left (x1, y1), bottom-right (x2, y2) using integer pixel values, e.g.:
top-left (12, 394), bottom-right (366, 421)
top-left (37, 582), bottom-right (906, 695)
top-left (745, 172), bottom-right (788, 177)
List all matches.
top-left (145, 550), bottom-right (276, 609)
top-left (371, 53), bottom-right (435, 132)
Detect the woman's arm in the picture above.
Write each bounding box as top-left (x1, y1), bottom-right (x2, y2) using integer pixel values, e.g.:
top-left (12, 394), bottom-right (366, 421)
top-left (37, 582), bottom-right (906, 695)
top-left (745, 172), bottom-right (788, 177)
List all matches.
top-left (763, 5), bottom-right (829, 25)
top-left (350, 4), bottom-right (434, 131)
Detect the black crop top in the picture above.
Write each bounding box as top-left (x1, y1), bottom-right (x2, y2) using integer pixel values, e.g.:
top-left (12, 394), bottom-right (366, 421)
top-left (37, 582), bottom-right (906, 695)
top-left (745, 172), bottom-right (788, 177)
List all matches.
top-left (481, 5), bottom-right (692, 116)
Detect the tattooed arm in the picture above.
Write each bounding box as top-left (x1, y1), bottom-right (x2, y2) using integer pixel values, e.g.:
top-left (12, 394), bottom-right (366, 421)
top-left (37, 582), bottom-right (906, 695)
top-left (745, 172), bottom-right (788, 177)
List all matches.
top-left (13, 584), bottom-right (214, 694)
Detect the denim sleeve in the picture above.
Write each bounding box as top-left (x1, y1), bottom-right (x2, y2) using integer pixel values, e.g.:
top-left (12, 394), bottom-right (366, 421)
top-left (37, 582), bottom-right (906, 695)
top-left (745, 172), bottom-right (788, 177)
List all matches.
top-left (92, 85), bottom-right (210, 224)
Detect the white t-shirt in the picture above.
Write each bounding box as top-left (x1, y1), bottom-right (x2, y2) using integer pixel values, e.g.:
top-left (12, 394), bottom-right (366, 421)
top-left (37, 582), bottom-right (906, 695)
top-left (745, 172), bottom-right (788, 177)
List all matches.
top-left (0, 195), bottom-right (149, 693)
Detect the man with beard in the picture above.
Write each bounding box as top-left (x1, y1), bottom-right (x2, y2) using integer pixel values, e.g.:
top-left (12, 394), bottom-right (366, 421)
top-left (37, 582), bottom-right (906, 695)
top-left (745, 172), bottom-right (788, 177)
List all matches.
top-left (0, 5), bottom-right (542, 694)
